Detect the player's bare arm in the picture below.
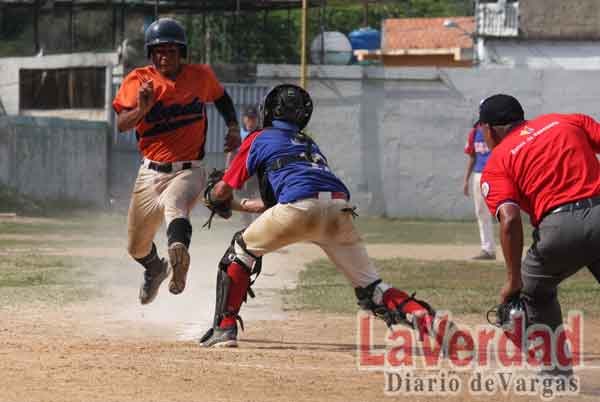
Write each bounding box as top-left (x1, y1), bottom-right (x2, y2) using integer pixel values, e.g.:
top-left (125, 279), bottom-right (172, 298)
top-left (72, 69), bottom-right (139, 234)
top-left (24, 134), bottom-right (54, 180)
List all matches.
top-left (116, 80), bottom-right (154, 132)
top-left (211, 180), bottom-right (233, 201)
top-left (497, 203), bottom-right (523, 303)
top-left (231, 197), bottom-right (266, 213)
top-left (463, 154), bottom-right (475, 196)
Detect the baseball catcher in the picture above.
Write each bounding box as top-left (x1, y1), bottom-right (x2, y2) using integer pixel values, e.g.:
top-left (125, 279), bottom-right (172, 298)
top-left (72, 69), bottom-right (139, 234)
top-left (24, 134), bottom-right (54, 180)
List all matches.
top-left (112, 18), bottom-right (240, 305)
top-left (198, 84), bottom-right (438, 347)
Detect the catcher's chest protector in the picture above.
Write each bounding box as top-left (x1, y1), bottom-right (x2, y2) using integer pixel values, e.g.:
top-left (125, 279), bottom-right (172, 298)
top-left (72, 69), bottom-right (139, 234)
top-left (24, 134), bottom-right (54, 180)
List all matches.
top-left (257, 166), bottom-right (277, 209)
top-left (256, 129), bottom-right (323, 209)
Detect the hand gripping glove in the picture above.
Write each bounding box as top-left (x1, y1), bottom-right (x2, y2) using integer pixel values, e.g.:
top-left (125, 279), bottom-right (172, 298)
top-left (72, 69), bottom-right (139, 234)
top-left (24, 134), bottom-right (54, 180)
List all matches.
top-left (203, 169), bottom-right (232, 229)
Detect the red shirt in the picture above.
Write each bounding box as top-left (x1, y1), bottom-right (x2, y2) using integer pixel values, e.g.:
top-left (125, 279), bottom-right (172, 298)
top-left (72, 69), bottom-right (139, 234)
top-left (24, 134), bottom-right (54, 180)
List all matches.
top-left (112, 64), bottom-right (224, 162)
top-left (481, 113), bottom-right (600, 226)
top-left (223, 131), bottom-right (260, 189)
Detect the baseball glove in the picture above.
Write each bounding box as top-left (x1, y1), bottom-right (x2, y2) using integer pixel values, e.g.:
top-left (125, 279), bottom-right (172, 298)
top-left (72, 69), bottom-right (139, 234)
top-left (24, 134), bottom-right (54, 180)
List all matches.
top-left (486, 293), bottom-right (527, 331)
top-left (202, 169), bottom-right (232, 229)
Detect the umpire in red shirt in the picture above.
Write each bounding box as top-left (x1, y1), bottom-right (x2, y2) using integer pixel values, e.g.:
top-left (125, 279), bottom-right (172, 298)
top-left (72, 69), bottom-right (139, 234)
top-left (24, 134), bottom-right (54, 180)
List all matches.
top-left (479, 94), bottom-right (600, 332)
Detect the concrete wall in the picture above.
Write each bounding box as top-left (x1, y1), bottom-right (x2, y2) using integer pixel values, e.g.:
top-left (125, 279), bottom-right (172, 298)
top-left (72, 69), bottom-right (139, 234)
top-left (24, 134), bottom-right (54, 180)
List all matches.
top-left (256, 64), bottom-right (600, 219)
top-left (479, 39), bottom-right (600, 69)
top-left (520, 0), bottom-right (600, 39)
top-left (0, 116), bottom-right (108, 205)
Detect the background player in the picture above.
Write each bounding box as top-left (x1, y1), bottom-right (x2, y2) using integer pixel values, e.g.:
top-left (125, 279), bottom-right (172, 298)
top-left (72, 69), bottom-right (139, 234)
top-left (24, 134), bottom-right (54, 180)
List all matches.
top-left (112, 18), bottom-right (240, 305)
top-left (237, 105), bottom-right (260, 226)
top-left (199, 84), bottom-right (437, 347)
top-left (463, 121), bottom-right (496, 260)
top-left (479, 94), bottom-right (600, 375)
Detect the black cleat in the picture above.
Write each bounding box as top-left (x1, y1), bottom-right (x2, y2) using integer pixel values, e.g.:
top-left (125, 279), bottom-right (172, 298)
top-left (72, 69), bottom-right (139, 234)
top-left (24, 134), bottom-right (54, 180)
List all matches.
top-left (198, 326), bottom-right (238, 348)
top-left (139, 258), bottom-right (170, 305)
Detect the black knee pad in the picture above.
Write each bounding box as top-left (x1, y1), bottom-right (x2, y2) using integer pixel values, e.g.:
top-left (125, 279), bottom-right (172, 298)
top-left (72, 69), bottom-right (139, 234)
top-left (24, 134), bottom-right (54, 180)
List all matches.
top-left (167, 218), bottom-right (192, 248)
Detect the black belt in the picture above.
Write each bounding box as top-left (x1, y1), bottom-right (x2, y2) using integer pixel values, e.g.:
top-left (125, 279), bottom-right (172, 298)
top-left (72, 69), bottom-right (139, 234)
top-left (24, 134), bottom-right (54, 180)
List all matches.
top-left (146, 161), bottom-right (193, 174)
top-left (543, 196), bottom-right (600, 218)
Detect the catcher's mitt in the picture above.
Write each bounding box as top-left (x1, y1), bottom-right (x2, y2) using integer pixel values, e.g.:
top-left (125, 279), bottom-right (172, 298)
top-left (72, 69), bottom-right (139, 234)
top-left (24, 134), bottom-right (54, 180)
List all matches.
top-left (203, 169), bottom-right (232, 229)
top-left (487, 293), bottom-right (527, 331)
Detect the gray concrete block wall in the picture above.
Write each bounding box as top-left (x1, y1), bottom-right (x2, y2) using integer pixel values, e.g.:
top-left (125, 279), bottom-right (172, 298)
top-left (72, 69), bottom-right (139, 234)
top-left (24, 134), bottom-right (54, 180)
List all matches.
top-left (257, 64), bottom-right (600, 219)
top-left (520, 0), bottom-right (600, 39)
top-left (0, 116), bottom-right (109, 205)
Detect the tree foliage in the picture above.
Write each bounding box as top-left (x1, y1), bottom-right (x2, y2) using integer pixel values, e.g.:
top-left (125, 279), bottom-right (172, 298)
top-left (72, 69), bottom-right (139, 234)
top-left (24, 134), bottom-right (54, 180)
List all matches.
top-left (185, 0), bottom-right (474, 64)
top-left (0, 0), bottom-right (474, 61)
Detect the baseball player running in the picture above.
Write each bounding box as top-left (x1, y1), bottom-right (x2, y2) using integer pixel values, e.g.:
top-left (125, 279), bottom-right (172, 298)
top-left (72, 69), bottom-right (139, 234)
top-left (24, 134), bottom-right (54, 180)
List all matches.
top-left (199, 84), bottom-right (437, 347)
top-left (479, 94), bottom-right (600, 375)
top-left (112, 18), bottom-right (240, 305)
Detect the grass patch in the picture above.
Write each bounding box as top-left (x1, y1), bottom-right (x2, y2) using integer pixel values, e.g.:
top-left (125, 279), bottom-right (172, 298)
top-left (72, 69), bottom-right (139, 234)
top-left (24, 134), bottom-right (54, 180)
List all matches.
top-left (0, 254), bottom-right (103, 305)
top-left (0, 213), bottom-right (127, 238)
top-left (285, 257), bottom-right (600, 317)
top-left (355, 217), bottom-right (534, 245)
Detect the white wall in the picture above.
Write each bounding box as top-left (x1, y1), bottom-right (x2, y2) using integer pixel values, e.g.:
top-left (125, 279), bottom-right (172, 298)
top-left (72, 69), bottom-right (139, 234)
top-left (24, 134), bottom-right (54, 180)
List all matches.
top-left (479, 39), bottom-right (600, 70)
top-left (257, 64), bottom-right (600, 218)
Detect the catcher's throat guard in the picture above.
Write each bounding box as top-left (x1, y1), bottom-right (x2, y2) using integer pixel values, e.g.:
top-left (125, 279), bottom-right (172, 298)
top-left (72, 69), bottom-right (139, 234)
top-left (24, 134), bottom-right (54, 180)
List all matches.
top-left (200, 230), bottom-right (262, 343)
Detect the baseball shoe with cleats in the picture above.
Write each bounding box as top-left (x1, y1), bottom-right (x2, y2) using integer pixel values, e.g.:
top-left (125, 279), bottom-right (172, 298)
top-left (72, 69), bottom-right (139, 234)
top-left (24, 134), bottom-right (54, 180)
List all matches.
top-left (168, 242), bottom-right (190, 294)
top-left (198, 326), bottom-right (238, 348)
top-left (472, 250), bottom-right (496, 260)
top-left (139, 258), bottom-right (170, 305)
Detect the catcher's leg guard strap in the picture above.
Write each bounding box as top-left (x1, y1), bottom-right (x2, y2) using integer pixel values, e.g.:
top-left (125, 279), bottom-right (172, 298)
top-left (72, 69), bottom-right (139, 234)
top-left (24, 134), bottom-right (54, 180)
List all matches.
top-left (355, 279), bottom-right (388, 310)
top-left (167, 218), bottom-right (192, 248)
top-left (355, 280), bottom-right (434, 328)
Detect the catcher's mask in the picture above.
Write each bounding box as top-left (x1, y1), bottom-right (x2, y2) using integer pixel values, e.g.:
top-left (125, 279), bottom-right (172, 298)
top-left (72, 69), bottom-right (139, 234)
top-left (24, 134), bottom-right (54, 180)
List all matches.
top-left (258, 84), bottom-right (313, 130)
top-left (487, 293), bottom-right (528, 332)
top-left (144, 18), bottom-right (187, 59)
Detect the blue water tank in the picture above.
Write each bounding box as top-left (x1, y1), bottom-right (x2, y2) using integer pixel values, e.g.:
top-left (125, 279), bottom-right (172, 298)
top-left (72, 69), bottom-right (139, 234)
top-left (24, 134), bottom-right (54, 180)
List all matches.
top-left (349, 27), bottom-right (381, 64)
top-left (349, 27), bottom-right (381, 51)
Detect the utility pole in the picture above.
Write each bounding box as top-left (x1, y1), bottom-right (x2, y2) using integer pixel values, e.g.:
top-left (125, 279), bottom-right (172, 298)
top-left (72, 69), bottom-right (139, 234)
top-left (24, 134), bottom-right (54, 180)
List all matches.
top-left (300, 0), bottom-right (308, 88)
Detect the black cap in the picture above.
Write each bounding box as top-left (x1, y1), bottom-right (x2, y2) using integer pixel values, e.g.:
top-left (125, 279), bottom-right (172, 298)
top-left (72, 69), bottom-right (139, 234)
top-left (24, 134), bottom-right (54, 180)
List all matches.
top-left (479, 94), bottom-right (524, 126)
top-left (242, 105), bottom-right (258, 117)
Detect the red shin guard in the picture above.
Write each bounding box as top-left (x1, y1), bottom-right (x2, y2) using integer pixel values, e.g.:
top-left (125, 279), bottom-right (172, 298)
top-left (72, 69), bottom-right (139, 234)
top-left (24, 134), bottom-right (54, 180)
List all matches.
top-left (383, 288), bottom-right (434, 336)
top-left (219, 262), bottom-right (250, 329)
top-left (383, 288), bottom-right (427, 314)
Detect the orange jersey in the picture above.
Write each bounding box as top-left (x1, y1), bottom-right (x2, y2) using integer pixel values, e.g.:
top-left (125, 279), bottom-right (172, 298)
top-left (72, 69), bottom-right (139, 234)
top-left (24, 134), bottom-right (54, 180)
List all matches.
top-left (113, 64), bottom-right (225, 162)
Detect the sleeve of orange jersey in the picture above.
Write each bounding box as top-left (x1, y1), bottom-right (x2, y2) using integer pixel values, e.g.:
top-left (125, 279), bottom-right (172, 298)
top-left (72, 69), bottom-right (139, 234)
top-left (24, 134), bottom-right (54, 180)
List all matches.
top-left (201, 65), bottom-right (225, 102)
top-left (112, 71), bottom-right (141, 114)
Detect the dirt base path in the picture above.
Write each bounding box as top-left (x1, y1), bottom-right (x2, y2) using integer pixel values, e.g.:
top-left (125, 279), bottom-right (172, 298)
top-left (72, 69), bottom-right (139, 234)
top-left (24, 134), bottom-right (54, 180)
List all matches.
top-left (1, 237), bottom-right (599, 401)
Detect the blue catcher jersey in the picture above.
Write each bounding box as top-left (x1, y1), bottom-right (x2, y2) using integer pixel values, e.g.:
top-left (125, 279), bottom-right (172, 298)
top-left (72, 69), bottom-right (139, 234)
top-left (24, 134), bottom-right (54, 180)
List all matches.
top-left (223, 120), bottom-right (350, 203)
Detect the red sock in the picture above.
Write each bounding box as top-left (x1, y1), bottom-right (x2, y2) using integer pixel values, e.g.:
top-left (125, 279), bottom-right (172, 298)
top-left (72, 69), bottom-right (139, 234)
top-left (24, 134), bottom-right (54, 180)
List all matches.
top-left (383, 288), bottom-right (428, 315)
top-left (219, 262), bottom-right (250, 329)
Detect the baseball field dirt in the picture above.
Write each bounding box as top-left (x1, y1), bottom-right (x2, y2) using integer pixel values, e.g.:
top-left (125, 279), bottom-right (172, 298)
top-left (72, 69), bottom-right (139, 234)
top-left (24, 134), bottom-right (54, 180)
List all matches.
top-left (1, 215), bottom-right (599, 402)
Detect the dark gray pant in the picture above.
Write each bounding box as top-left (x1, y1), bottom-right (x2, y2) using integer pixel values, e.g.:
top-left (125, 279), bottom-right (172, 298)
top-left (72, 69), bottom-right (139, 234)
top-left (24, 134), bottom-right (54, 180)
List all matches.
top-left (522, 203), bottom-right (600, 330)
